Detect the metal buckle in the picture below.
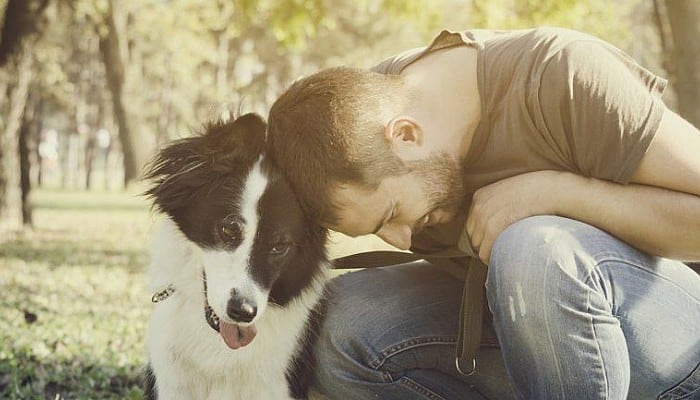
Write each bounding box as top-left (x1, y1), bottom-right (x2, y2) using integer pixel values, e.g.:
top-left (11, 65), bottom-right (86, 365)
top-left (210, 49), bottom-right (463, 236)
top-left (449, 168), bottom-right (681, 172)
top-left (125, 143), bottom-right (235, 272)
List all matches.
top-left (151, 284), bottom-right (176, 303)
top-left (455, 357), bottom-right (476, 376)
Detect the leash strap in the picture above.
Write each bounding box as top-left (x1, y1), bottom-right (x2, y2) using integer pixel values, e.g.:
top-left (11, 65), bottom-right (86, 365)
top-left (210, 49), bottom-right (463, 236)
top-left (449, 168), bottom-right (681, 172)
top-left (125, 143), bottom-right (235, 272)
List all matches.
top-left (332, 249), bottom-right (487, 376)
top-left (455, 257), bottom-right (487, 375)
top-left (333, 248), bottom-right (465, 269)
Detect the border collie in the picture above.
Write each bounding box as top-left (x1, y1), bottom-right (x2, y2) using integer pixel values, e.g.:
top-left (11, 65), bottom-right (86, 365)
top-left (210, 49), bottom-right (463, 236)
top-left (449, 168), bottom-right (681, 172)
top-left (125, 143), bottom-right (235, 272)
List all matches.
top-left (142, 113), bottom-right (329, 399)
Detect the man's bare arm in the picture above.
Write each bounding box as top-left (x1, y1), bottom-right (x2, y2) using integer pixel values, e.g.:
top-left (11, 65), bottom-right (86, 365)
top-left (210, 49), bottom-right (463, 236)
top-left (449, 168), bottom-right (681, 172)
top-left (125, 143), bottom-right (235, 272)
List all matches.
top-left (631, 107), bottom-right (700, 196)
top-left (467, 107), bottom-right (700, 263)
top-left (575, 107), bottom-right (700, 260)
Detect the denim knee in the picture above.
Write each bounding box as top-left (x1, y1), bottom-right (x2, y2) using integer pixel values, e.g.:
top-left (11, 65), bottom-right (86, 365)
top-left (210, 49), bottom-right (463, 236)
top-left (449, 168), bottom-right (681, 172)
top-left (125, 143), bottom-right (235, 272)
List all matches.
top-left (485, 216), bottom-right (602, 323)
top-left (483, 216), bottom-right (700, 399)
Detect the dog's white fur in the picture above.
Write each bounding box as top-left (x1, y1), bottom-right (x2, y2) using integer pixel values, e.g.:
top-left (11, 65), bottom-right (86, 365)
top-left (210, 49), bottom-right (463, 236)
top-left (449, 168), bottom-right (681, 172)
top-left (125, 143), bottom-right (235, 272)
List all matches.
top-left (146, 160), bottom-right (329, 399)
top-left (204, 160), bottom-right (270, 322)
top-left (147, 220), bottom-right (329, 400)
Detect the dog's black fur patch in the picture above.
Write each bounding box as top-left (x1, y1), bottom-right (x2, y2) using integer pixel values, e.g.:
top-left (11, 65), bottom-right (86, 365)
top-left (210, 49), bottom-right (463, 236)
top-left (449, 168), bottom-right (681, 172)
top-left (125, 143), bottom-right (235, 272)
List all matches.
top-left (144, 113), bottom-right (266, 249)
top-left (143, 112), bottom-right (329, 398)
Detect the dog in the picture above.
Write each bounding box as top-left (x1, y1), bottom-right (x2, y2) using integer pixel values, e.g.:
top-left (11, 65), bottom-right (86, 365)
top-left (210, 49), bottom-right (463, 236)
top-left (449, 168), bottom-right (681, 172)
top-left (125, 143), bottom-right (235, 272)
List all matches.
top-left (142, 113), bottom-right (330, 399)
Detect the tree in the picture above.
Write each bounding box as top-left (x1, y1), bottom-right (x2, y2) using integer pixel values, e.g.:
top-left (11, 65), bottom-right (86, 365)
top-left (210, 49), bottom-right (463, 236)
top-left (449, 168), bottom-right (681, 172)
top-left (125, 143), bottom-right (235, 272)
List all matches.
top-left (18, 88), bottom-right (42, 226)
top-left (656, 0), bottom-right (700, 128)
top-left (97, 0), bottom-right (146, 186)
top-left (0, 0), bottom-right (51, 232)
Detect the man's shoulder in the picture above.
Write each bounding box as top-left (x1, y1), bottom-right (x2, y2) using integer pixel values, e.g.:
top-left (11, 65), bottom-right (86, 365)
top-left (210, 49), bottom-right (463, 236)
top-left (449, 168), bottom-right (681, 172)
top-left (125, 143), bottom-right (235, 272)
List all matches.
top-left (478, 26), bottom-right (604, 56)
top-left (369, 28), bottom-right (486, 75)
top-left (370, 46), bottom-right (426, 75)
top-left (370, 27), bottom-right (600, 76)
top-left (522, 26), bottom-right (601, 42)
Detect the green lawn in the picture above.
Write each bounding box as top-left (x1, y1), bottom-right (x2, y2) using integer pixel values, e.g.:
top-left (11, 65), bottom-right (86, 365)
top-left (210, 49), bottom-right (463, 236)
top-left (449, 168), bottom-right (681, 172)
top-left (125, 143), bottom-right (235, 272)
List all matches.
top-left (0, 188), bottom-right (152, 399)
top-left (0, 187), bottom-right (391, 399)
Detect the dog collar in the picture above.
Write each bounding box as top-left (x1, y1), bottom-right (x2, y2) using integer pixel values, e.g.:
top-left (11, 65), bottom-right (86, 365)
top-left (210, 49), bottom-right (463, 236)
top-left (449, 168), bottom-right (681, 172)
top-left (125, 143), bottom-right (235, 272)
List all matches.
top-left (150, 271), bottom-right (221, 333)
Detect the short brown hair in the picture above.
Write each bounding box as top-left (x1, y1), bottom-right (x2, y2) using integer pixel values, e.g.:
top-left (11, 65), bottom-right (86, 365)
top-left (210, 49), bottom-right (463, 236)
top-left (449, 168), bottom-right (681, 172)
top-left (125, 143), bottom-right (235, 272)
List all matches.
top-left (267, 67), bottom-right (407, 224)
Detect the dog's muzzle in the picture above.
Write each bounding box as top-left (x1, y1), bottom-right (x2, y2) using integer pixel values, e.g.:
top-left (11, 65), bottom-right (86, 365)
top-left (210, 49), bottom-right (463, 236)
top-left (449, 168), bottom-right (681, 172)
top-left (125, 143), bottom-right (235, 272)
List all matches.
top-left (151, 271), bottom-right (258, 350)
top-left (202, 270), bottom-right (258, 349)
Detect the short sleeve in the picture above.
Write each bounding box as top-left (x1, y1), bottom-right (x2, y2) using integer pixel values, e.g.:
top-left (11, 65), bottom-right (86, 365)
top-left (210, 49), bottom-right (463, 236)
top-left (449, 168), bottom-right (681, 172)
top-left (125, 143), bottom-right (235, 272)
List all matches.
top-left (370, 46), bottom-right (426, 75)
top-left (370, 30), bottom-right (477, 75)
top-left (535, 40), bottom-right (667, 183)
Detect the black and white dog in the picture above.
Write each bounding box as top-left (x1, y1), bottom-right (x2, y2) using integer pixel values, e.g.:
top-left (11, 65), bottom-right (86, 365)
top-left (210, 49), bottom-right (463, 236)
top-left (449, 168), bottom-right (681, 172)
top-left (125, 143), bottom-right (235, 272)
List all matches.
top-left (143, 113), bottom-right (330, 399)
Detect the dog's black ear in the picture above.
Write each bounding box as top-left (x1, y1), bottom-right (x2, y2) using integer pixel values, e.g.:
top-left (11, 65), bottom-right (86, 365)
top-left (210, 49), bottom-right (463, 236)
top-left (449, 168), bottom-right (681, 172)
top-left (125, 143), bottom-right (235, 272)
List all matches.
top-left (142, 112), bottom-right (268, 213)
top-left (204, 113), bottom-right (266, 165)
top-left (142, 135), bottom-right (209, 213)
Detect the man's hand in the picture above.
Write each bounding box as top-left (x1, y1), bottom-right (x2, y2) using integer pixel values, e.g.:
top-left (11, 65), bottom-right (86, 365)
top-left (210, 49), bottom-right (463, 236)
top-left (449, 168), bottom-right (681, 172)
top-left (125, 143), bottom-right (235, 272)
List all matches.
top-left (466, 170), bottom-right (567, 264)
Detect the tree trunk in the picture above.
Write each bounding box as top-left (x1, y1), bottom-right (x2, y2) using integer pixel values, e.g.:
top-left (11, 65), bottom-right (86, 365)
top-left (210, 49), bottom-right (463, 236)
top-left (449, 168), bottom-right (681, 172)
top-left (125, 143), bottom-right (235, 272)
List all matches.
top-left (0, 0), bottom-right (49, 67)
top-left (0, 49), bottom-right (32, 231)
top-left (33, 95), bottom-right (44, 188)
top-left (98, 0), bottom-right (143, 186)
top-left (663, 0), bottom-right (700, 128)
top-left (19, 89), bottom-right (38, 226)
top-left (156, 60), bottom-right (175, 145)
top-left (0, 0), bottom-right (50, 232)
top-left (99, 88), bottom-right (115, 189)
top-left (84, 35), bottom-right (101, 190)
top-left (84, 128), bottom-right (96, 189)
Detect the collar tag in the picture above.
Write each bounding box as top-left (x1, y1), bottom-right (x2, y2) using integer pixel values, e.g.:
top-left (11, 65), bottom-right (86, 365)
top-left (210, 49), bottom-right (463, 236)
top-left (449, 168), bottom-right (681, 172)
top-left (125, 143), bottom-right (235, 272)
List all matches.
top-left (151, 284), bottom-right (176, 303)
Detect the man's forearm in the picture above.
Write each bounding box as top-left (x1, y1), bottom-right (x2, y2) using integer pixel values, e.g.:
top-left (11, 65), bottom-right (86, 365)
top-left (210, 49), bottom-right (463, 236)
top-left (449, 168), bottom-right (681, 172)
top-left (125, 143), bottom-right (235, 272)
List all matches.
top-left (554, 172), bottom-right (700, 261)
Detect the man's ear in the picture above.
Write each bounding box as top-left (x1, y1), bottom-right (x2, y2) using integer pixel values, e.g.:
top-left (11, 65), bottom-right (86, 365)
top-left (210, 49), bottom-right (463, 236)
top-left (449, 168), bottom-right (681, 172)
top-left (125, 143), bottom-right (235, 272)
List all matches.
top-left (385, 116), bottom-right (424, 160)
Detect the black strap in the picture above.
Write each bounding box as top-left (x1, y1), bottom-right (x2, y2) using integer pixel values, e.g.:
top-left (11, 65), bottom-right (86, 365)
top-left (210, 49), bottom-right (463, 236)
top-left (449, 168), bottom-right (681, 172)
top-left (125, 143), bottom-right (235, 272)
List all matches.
top-left (455, 257), bottom-right (488, 375)
top-left (333, 248), bottom-right (466, 269)
top-left (331, 249), bottom-right (487, 376)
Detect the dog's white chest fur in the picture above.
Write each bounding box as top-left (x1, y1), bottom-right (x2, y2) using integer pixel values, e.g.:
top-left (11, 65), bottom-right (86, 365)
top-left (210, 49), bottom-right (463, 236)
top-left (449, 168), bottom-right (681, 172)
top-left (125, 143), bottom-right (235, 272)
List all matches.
top-left (147, 220), bottom-right (327, 399)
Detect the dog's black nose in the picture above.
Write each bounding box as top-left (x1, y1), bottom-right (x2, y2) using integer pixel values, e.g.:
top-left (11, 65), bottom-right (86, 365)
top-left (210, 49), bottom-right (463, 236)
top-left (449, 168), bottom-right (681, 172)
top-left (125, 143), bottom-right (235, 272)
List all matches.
top-left (226, 297), bottom-right (257, 323)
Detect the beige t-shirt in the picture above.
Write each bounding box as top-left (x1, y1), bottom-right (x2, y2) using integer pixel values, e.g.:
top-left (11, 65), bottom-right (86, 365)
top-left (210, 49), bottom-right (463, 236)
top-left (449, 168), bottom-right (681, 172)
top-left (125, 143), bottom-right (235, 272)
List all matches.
top-left (372, 27), bottom-right (667, 258)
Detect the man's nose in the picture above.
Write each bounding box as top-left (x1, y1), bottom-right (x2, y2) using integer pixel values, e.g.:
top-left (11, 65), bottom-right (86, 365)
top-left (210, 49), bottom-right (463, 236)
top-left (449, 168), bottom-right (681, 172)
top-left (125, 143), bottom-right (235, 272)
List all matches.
top-left (376, 223), bottom-right (412, 250)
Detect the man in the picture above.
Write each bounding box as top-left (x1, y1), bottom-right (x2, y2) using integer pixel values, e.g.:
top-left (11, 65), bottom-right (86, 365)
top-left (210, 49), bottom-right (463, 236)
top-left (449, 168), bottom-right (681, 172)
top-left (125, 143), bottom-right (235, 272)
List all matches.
top-left (267, 27), bottom-right (700, 399)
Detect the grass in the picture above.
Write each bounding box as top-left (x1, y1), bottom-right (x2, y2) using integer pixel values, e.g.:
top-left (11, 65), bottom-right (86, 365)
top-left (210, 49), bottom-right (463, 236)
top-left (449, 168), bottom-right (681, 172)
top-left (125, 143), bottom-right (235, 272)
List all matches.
top-left (0, 188), bottom-right (152, 400)
top-left (0, 187), bottom-right (392, 399)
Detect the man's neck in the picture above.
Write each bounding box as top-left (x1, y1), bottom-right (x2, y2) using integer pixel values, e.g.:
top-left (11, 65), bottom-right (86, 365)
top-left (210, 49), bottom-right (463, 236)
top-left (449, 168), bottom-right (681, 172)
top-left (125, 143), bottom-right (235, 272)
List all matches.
top-left (400, 45), bottom-right (481, 162)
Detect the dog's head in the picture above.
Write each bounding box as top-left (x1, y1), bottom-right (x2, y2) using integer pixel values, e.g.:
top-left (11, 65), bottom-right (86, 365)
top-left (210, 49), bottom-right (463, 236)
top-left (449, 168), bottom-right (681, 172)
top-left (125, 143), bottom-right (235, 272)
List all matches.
top-left (145, 113), bottom-right (327, 349)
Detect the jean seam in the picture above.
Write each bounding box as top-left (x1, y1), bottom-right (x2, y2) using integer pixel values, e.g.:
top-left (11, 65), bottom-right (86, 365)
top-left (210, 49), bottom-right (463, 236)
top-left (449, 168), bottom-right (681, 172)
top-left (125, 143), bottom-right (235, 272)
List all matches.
top-left (398, 376), bottom-right (448, 400)
top-left (543, 251), bottom-right (567, 397)
top-left (585, 256), bottom-right (700, 323)
top-left (368, 336), bottom-right (457, 370)
top-left (591, 254), bottom-right (699, 302)
top-left (588, 287), bottom-right (611, 400)
top-left (589, 254), bottom-right (700, 400)
top-left (581, 255), bottom-right (629, 399)
top-left (657, 361), bottom-right (700, 400)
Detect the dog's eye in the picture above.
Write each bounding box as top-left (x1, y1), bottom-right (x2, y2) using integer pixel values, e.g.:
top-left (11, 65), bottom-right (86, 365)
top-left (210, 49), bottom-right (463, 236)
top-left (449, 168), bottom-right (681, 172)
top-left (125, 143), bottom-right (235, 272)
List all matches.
top-left (270, 242), bottom-right (291, 256)
top-left (219, 219), bottom-right (242, 243)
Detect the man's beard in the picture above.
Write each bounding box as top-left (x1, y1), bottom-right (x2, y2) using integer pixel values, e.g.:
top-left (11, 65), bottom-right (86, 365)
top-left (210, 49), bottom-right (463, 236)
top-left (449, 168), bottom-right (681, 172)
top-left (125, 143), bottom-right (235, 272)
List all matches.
top-left (408, 152), bottom-right (467, 215)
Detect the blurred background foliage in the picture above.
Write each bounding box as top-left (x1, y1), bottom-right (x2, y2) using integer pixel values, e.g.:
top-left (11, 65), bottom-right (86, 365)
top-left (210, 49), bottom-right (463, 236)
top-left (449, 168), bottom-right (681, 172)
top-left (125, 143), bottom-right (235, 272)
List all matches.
top-left (1, 0), bottom-right (694, 208)
top-left (0, 0), bottom-right (699, 398)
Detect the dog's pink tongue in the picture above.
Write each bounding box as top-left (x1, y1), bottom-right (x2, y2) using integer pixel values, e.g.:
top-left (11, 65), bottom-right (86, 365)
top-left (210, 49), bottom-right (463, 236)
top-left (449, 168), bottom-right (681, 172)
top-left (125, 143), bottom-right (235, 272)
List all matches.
top-left (220, 321), bottom-right (257, 350)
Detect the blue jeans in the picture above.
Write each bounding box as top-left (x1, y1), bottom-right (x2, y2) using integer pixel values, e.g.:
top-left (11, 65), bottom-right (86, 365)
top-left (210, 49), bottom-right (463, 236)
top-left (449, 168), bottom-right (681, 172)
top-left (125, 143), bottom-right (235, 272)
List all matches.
top-left (311, 216), bottom-right (700, 400)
